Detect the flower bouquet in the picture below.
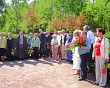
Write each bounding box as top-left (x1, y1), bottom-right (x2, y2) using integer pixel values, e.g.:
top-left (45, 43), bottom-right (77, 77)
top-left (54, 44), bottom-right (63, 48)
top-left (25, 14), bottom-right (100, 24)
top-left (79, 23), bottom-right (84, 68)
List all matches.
top-left (102, 62), bottom-right (108, 74)
top-left (11, 48), bottom-right (18, 56)
top-left (28, 48), bottom-right (34, 57)
top-left (65, 37), bottom-right (84, 51)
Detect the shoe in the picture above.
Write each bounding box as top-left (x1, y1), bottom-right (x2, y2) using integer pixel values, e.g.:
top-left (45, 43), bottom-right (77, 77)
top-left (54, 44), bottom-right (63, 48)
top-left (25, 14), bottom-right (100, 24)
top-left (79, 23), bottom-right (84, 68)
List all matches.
top-left (78, 78), bottom-right (86, 81)
top-left (73, 73), bottom-right (78, 75)
top-left (99, 84), bottom-right (106, 87)
top-left (93, 81), bottom-right (99, 85)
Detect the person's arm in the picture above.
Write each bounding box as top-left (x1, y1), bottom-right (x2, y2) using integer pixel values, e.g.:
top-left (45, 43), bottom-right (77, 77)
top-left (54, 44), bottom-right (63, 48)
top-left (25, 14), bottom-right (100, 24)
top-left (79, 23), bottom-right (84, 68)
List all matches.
top-left (31, 38), bottom-right (33, 48)
top-left (4, 37), bottom-right (7, 49)
top-left (27, 37), bottom-right (30, 45)
top-left (80, 39), bottom-right (91, 50)
top-left (105, 38), bottom-right (109, 62)
top-left (38, 38), bottom-right (41, 49)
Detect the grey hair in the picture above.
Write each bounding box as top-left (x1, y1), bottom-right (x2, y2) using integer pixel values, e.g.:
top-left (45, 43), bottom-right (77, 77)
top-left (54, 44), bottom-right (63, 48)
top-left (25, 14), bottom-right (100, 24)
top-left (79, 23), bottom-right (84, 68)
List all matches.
top-left (83, 25), bottom-right (90, 30)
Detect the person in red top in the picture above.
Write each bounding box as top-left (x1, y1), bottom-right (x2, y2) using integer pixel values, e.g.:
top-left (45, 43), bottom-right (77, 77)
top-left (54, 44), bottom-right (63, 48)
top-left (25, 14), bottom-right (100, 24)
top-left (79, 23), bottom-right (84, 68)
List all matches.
top-left (94, 37), bottom-right (102, 56)
top-left (92, 28), bottom-right (109, 87)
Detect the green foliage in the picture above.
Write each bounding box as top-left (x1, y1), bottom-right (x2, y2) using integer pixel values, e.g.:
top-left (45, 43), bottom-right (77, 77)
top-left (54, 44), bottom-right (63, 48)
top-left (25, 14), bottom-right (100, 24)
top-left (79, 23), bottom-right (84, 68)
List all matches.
top-left (0, 0), bottom-right (110, 33)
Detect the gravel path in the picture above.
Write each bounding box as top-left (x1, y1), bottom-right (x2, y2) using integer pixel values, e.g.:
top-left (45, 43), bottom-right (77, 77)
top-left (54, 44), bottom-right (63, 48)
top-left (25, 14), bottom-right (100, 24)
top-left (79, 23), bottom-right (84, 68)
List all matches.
top-left (0, 58), bottom-right (109, 88)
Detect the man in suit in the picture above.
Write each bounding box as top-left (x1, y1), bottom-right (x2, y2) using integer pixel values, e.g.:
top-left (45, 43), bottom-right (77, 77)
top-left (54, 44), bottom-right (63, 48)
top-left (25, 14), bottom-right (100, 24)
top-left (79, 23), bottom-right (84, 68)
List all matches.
top-left (46, 32), bottom-right (52, 58)
top-left (38, 29), bottom-right (46, 59)
top-left (16, 31), bottom-right (28, 60)
top-left (60, 30), bottom-right (67, 60)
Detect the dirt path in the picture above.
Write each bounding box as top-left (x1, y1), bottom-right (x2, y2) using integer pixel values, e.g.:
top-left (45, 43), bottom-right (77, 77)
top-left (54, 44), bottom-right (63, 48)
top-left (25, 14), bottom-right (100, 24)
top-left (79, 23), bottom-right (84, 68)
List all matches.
top-left (0, 58), bottom-right (108, 88)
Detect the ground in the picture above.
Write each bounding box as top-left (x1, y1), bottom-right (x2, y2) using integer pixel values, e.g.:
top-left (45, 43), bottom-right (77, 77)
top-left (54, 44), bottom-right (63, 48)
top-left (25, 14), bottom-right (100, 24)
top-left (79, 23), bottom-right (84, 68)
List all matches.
top-left (0, 58), bottom-right (109, 88)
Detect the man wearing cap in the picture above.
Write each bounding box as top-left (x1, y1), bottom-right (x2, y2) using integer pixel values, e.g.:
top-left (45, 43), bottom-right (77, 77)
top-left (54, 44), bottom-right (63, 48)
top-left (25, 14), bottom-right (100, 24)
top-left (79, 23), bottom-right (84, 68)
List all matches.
top-left (78, 32), bottom-right (91, 81)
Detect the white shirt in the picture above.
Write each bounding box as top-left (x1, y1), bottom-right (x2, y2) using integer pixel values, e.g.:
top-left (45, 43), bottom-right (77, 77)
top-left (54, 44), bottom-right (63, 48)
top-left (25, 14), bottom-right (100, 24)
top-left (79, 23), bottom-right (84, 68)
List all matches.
top-left (87, 30), bottom-right (95, 44)
top-left (57, 35), bottom-right (61, 46)
top-left (61, 34), bottom-right (64, 44)
top-left (51, 39), bottom-right (58, 48)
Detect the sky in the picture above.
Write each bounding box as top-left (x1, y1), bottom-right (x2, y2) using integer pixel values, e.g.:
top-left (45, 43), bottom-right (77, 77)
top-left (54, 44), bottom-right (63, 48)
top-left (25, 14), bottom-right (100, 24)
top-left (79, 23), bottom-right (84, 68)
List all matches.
top-left (5, 0), bottom-right (34, 5)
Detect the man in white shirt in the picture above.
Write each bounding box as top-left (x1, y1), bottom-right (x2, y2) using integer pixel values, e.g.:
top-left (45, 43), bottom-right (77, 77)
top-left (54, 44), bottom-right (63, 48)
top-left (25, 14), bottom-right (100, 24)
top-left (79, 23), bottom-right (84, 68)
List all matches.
top-left (83, 25), bottom-right (95, 73)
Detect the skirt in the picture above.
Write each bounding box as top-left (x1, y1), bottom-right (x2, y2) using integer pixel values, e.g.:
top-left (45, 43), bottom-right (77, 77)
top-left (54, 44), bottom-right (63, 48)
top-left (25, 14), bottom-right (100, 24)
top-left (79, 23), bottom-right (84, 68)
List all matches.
top-left (0, 48), bottom-right (5, 56)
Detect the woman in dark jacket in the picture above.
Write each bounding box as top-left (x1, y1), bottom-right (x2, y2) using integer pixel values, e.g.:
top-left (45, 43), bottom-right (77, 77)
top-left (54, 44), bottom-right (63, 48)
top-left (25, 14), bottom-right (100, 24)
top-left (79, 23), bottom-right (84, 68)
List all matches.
top-left (7, 32), bottom-right (15, 61)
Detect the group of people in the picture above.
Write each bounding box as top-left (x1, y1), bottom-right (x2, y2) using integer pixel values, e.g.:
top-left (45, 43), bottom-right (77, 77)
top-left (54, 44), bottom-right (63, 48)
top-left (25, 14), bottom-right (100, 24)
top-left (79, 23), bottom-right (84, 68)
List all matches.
top-left (0, 25), bottom-right (109, 87)
top-left (67, 26), bottom-right (109, 87)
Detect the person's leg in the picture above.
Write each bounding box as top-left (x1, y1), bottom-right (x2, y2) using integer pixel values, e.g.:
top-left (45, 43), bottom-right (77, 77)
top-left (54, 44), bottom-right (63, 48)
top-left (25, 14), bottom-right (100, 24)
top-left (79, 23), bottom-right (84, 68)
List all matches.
top-left (55, 47), bottom-right (58, 60)
top-left (52, 47), bottom-right (55, 60)
top-left (87, 44), bottom-right (94, 73)
top-left (19, 45), bottom-right (22, 59)
top-left (79, 54), bottom-right (88, 80)
top-left (95, 56), bottom-right (101, 84)
top-left (33, 47), bottom-right (37, 59)
top-left (1, 48), bottom-right (6, 61)
top-left (61, 44), bottom-right (65, 59)
top-left (36, 47), bottom-right (39, 60)
top-left (99, 57), bottom-right (107, 86)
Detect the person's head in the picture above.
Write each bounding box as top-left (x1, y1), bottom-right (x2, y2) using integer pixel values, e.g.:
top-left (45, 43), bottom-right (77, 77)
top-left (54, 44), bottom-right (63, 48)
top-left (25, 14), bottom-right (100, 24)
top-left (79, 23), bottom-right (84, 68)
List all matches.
top-left (43, 32), bottom-right (46, 35)
top-left (29, 32), bottom-right (33, 37)
top-left (1, 32), bottom-right (4, 38)
top-left (52, 34), bottom-right (57, 39)
top-left (69, 31), bottom-right (72, 36)
top-left (73, 31), bottom-right (80, 38)
top-left (19, 31), bottom-right (23, 36)
top-left (67, 34), bottom-right (71, 39)
top-left (58, 31), bottom-right (61, 35)
top-left (81, 31), bottom-right (87, 39)
top-left (8, 32), bottom-right (12, 38)
top-left (39, 29), bottom-right (43, 33)
top-left (96, 28), bottom-right (105, 37)
top-left (83, 25), bottom-right (90, 32)
top-left (34, 33), bottom-right (38, 38)
top-left (61, 30), bottom-right (65, 35)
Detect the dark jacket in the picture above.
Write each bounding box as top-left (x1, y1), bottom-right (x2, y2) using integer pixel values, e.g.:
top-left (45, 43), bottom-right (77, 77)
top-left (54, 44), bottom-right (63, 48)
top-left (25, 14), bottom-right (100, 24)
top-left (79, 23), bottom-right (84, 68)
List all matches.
top-left (16, 36), bottom-right (28, 49)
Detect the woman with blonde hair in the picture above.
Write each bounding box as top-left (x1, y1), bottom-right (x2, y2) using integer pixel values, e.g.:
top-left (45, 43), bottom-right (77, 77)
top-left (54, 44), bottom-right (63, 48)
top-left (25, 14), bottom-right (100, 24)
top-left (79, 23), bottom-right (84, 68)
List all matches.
top-left (0, 32), bottom-right (7, 61)
top-left (72, 30), bottom-right (81, 75)
top-left (31, 33), bottom-right (40, 60)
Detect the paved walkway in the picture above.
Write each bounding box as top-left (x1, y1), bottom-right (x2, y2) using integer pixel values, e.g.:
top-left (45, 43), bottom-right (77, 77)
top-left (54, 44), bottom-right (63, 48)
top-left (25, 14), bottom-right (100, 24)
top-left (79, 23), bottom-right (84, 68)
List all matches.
top-left (0, 58), bottom-right (109, 88)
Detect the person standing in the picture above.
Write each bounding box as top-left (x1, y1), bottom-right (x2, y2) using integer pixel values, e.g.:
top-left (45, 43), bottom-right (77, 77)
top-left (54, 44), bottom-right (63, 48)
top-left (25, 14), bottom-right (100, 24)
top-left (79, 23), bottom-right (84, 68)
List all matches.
top-left (78, 32), bottom-right (91, 81)
top-left (72, 31), bottom-right (81, 75)
top-left (51, 34), bottom-right (58, 60)
top-left (7, 32), bottom-right (15, 61)
top-left (92, 28), bottom-right (109, 87)
top-left (31, 33), bottom-right (40, 60)
top-left (83, 25), bottom-right (95, 73)
top-left (61, 30), bottom-right (67, 60)
top-left (38, 29), bottom-right (45, 59)
top-left (27, 32), bottom-right (33, 47)
top-left (65, 32), bottom-right (73, 62)
top-left (0, 32), bottom-right (7, 61)
top-left (57, 31), bottom-right (62, 59)
top-left (16, 31), bottom-right (28, 60)
top-left (46, 32), bottom-right (52, 58)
